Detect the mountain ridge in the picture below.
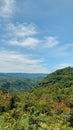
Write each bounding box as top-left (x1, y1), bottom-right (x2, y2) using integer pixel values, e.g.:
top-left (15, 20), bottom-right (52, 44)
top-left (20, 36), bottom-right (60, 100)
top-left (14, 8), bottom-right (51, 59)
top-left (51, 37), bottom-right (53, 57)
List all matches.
top-left (38, 66), bottom-right (73, 88)
top-left (0, 73), bottom-right (48, 79)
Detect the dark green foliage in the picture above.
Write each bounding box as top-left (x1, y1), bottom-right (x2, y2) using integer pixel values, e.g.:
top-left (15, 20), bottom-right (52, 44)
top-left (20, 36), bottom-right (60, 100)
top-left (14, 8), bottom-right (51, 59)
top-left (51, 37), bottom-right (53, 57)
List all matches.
top-left (9, 96), bottom-right (16, 109)
top-left (0, 105), bottom-right (5, 113)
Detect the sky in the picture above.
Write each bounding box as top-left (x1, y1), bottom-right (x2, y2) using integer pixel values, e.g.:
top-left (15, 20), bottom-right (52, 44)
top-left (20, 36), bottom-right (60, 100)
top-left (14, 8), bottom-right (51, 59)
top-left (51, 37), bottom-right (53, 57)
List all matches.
top-left (0, 0), bottom-right (73, 73)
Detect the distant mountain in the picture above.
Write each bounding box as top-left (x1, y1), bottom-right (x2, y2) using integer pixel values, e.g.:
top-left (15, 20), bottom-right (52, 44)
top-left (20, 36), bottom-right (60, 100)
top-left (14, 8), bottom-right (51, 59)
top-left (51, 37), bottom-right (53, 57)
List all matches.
top-left (0, 73), bottom-right (47, 78)
top-left (38, 67), bottom-right (73, 88)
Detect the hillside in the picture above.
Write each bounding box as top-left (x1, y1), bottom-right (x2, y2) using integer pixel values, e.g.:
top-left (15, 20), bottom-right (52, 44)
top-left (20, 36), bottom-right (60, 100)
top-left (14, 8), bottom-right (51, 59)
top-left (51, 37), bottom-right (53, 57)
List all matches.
top-left (0, 67), bottom-right (73, 130)
top-left (38, 67), bottom-right (73, 88)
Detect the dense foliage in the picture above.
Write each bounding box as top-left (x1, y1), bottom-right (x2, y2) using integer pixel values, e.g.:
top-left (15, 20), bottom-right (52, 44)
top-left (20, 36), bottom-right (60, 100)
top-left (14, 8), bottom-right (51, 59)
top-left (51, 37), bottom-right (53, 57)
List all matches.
top-left (0, 67), bottom-right (73, 130)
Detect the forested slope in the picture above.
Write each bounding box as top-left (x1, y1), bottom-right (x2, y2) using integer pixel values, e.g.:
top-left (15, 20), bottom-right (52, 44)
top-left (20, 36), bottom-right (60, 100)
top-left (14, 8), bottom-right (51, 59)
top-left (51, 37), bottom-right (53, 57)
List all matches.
top-left (38, 67), bottom-right (73, 88)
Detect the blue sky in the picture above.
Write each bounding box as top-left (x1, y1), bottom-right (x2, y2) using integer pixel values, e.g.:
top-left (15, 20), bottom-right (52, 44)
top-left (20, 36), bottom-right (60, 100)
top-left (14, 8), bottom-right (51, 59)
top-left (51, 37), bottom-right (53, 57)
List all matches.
top-left (0, 0), bottom-right (73, 73)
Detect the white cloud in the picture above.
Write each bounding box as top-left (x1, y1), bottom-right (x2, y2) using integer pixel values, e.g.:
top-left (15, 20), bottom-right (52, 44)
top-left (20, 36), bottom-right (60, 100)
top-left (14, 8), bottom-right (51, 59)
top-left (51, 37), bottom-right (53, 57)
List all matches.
top-left (8, 37), bottom-right (39, 49)
top-left (2, 23), bottom-right (60, 50)
top-left (1, 21), bottom-right (72, 60)
top-left (8, 23), bottom-right (37, 37)
top-left (0, 50), bottom-right (49, 73)
top-left (44, 36), bottom-right (59, 48)
top-left (0, 0), bottom-right (15, 18)
top-left (1, 22), bottom-right (73, 59)
top-left (4, 23), bottom-right (39, 49)
top-left (1, 22), bottom-right (60, 50)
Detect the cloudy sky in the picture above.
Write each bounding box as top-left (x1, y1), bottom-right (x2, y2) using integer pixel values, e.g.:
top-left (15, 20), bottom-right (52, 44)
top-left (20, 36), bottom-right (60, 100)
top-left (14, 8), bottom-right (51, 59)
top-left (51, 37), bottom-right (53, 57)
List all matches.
top-left (0, 0), bottom-right (73, 73)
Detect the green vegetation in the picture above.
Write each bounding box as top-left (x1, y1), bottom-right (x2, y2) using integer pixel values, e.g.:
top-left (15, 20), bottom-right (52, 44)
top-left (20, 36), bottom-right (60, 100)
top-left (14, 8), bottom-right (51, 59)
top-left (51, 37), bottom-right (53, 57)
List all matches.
top-left (0, 67), bottom-right (73, 130)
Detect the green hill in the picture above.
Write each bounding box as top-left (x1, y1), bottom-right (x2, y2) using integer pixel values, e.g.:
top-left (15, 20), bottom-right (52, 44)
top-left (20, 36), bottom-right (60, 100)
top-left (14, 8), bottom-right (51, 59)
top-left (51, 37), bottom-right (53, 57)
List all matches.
top-left (38, 66), bottom-right (73, 88)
